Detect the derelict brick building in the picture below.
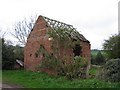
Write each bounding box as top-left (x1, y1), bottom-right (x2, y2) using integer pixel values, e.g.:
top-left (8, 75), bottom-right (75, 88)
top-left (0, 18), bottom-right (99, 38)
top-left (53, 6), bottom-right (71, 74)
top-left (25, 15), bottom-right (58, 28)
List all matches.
top-left (24, 15), bottom-right (91, 72)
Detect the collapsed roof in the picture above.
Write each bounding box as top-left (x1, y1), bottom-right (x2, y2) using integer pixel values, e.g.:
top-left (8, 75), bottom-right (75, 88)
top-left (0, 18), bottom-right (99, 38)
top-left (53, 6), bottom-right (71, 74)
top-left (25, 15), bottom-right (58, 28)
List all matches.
top-left (42, 16), bottom-right (89, 42)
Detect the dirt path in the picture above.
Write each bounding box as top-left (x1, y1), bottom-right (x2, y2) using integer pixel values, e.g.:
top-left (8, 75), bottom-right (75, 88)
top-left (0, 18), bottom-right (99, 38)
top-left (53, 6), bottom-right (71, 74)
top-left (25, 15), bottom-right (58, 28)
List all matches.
top-left (1, 83), bottom-right (23, 88)
top-left (2, 84), bottom-right (13, 88)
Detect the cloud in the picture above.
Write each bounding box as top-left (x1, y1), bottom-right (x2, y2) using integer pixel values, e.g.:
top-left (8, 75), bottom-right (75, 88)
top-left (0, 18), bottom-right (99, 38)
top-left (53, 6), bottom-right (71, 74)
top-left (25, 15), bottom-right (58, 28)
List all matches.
top-left (0, 0), bottom-right (119, 49)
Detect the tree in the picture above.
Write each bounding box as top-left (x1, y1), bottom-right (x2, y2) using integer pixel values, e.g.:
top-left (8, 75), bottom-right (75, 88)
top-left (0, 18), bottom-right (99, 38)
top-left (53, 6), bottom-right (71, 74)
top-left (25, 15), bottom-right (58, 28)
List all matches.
top-left (91, 54), bottom-right (95, 65)
top-left (103, 34), bottom-right (120, 59)
top-left (95, 51), bottom-right (104, 65)
top-left (12, 15), bottom-right (37, 46)
top-left (2, 38), bottom-right (24, 70)
top-left (13, 45), bottom-right (24, 61)
top-left (2, 38), bottom-right (15, 70)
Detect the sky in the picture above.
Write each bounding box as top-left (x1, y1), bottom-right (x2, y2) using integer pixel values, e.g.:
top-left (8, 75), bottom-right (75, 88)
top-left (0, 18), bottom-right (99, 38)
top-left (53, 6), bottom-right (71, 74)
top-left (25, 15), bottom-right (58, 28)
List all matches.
top-left (0, 0), bottom-right (119, 49)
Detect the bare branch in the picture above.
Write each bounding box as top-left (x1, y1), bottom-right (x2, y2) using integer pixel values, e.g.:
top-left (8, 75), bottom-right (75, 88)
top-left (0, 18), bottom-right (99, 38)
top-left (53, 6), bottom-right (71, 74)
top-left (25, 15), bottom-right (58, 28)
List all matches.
top-left (12, 15), bottom-right (38, 46)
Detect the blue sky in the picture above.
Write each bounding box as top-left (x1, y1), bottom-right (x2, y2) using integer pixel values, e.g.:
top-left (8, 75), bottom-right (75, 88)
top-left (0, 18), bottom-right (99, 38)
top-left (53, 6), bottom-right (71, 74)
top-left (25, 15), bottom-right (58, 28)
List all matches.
top-left (0, 0), bottom-right (119, 49)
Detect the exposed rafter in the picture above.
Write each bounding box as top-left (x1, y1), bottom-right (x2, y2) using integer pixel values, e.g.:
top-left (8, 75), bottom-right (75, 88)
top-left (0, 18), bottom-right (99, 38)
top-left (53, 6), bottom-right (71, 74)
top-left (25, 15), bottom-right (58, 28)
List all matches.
top-left (40, 15), bottom-right (89, 42)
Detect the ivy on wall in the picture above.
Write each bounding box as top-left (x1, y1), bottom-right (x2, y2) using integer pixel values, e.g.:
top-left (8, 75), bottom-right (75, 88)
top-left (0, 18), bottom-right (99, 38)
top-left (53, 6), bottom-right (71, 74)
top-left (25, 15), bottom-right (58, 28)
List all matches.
top-left (35, 29), bottom-right (89, 80)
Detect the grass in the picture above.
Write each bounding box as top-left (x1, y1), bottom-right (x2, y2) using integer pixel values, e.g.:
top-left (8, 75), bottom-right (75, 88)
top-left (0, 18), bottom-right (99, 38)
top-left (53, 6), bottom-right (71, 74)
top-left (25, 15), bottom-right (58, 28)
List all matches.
top-left (89, 66), bottom-right (97, 75)
top-left (0, 70), bottom-right (2, 82)
top-left (2, 70), bottom-right (120, 88)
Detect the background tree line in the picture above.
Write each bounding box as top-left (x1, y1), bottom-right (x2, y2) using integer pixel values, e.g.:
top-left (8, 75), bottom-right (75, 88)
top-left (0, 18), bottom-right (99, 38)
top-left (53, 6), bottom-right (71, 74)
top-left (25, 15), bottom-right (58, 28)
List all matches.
top-left (1, 38), bottom-right (24, 70)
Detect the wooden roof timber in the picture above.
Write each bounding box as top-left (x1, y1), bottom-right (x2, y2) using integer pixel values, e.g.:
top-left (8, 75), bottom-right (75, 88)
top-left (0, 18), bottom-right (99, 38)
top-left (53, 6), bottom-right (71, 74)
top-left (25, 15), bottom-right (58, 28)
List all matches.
top-left (39, 15), bottom-right (89, 42)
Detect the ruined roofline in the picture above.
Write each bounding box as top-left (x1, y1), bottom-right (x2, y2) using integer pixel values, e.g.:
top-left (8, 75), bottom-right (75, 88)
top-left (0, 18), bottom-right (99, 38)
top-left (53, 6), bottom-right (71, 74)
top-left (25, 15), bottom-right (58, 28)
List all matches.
top-left (39, 15), bottom-right (76, 30)
top-left (37, 15), bottom-right (90, 42)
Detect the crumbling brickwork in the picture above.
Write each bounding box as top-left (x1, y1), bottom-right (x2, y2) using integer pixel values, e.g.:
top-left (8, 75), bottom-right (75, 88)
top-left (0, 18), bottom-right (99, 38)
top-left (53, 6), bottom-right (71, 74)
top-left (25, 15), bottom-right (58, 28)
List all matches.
top-left (24, 16), bottom-right (52, 71)
top-left (24, 16), bottom-right (91, 72)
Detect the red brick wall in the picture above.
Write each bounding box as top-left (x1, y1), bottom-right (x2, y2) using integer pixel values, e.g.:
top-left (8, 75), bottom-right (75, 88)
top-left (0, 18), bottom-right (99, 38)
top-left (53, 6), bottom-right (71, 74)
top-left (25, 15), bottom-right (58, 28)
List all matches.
top-left (24, 16), bottom-right (52, 71)
top-left (80, 41), bottom-right (91, 60)
top-left (80, 41), bottom-right (91, 68)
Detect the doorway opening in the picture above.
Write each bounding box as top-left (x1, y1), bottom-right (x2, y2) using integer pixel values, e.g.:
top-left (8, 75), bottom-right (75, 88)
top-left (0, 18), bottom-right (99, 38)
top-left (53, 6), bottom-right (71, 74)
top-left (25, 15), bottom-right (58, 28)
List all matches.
top-left (73, 44), bottom-right (82, 56)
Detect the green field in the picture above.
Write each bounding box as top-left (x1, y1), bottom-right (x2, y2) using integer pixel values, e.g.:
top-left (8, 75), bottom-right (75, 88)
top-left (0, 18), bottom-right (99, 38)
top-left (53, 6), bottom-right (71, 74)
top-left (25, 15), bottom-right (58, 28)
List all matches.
top-left (91, 50), bottom-right (107, 58)
top-left (2, 70), bottom-right (119, 88)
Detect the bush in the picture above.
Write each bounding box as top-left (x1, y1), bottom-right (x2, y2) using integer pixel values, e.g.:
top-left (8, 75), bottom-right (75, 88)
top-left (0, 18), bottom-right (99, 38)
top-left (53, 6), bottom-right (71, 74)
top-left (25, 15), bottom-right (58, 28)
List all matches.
top-left (38, 47), bottom-right (89, 80)
top-left (59, 56), bottom-right (88, 80)
top-left (97, 58), bottom-right (120, 82)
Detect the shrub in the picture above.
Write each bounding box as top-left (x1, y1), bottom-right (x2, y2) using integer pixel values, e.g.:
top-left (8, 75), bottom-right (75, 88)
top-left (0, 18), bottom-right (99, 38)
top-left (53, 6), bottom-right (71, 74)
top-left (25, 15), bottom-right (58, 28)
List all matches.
top-left (37, 46), bottom-right (89, 80)
top-left (57, 56), bottom-right (88, 80)
top-left (97, 58), bottom-right (120, 82)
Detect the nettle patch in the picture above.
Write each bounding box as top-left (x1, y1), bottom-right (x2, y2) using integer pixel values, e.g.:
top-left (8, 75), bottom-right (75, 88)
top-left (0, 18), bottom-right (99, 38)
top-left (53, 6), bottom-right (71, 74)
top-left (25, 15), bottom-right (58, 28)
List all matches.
top-left (35, 29), bottom-right (89, 80)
